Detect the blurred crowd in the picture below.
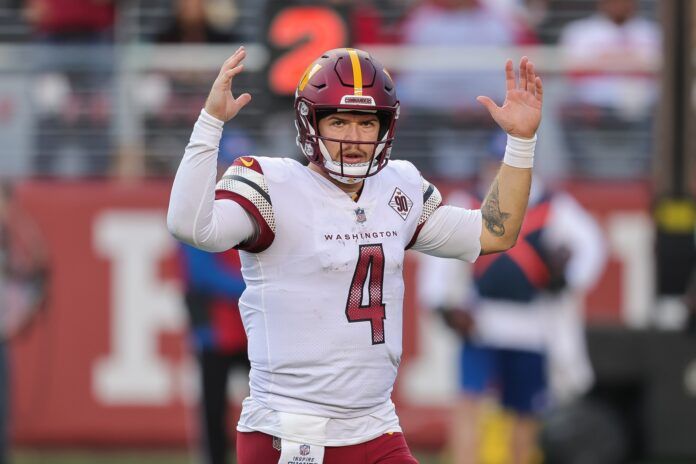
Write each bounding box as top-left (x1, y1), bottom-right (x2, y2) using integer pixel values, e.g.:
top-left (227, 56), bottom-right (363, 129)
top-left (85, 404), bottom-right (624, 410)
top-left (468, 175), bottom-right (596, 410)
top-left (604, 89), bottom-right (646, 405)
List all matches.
top-left (0, 0), bottom-right (661, 180)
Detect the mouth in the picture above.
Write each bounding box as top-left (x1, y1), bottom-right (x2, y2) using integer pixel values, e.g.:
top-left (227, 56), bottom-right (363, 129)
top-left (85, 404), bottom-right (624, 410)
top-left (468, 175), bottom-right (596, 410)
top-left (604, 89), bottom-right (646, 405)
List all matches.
top-left (342, 153), bottom-right (367, 164)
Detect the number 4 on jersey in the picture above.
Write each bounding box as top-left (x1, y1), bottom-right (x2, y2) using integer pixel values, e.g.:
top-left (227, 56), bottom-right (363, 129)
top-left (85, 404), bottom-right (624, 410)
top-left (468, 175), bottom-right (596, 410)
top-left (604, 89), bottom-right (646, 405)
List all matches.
top-left (346, 244), bottom-right (386, 345)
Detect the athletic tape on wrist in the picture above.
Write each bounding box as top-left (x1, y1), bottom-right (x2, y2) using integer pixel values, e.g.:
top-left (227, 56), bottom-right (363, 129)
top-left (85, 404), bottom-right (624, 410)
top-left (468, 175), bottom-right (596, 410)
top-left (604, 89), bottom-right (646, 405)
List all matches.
top-left (503, 134), bottom-right (536, 168)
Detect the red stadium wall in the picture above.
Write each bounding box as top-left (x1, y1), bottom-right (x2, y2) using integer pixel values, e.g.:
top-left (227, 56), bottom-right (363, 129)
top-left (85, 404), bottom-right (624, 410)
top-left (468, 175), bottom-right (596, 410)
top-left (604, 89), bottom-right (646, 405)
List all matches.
top-left (11, 181), bottom-right (190, 446)
top-left (9, 180), bottom-right (651, 447)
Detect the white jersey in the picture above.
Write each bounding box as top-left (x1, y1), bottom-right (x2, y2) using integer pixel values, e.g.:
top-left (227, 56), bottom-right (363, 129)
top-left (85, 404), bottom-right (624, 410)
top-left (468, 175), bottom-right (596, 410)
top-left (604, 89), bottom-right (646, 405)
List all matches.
top-left (214, 156), bottom-right (441, 445)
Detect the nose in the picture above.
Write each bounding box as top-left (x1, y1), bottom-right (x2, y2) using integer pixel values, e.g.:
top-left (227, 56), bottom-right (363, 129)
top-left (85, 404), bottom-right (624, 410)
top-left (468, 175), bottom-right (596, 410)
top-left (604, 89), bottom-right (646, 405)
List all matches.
top-left (346, 122), bottom-right (361, 141)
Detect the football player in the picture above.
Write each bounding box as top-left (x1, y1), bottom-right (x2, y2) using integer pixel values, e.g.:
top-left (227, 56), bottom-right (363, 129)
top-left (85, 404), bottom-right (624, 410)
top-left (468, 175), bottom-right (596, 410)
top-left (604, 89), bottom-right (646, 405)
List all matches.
top-left (168, 47), bottom-right (542, 464)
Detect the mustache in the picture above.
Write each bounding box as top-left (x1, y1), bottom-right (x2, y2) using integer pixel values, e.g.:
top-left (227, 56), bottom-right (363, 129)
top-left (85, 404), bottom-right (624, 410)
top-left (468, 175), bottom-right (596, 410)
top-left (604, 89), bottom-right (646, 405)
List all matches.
top-left (342, 151), bottom-right (367, 157)
top-left (340, 146), bottom-right (374, 157)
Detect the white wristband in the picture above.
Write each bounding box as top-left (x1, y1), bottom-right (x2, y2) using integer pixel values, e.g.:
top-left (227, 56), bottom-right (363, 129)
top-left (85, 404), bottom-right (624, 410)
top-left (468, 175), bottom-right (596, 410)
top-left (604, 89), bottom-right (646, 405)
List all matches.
top-left (503, 134), bottom-right (536, 168)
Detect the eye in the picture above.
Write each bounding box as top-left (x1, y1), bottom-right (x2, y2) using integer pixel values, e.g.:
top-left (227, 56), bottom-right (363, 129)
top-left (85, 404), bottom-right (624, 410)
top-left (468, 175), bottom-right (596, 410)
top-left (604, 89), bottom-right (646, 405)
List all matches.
top-left (331, 119), bottom-right (345, 127)
top-left (361, 120), bottom-right (378, 128)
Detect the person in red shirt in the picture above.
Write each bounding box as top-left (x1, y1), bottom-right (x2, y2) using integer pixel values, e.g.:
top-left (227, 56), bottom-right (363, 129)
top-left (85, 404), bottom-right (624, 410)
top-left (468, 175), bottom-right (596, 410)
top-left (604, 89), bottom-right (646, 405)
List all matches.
top-left (25, 0), bottom-right (114, 36)
top-left (25, 0), bottom-right (115, 176)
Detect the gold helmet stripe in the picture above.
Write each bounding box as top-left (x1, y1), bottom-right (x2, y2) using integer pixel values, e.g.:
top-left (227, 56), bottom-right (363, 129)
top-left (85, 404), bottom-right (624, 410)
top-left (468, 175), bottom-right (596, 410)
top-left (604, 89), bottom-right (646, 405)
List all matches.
top-left (346, 48), bottom-right (363, 96)
top-left (298, 64), bottom-right (322, 92)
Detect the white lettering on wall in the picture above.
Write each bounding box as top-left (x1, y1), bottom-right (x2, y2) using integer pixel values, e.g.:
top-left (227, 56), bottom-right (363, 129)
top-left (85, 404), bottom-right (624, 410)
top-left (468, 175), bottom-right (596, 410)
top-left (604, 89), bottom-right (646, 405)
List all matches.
top-left (92, 211), bottom-right (185, 405)
top-left (607, 213), bottom-right (655, 328)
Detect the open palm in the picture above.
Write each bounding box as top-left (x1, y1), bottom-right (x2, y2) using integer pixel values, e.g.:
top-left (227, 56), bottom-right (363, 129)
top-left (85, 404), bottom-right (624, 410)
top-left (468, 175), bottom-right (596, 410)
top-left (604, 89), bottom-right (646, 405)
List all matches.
top-left (477, 57), bottom-right (543, 139)
top-left (204, 46), bottom-right (252, 122)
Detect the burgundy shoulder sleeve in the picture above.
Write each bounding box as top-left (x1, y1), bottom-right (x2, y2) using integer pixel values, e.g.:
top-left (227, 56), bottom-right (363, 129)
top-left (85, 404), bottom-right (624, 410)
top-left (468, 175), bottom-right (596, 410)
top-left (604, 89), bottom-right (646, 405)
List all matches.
top-left (215, 157), bottom-right (275, 253)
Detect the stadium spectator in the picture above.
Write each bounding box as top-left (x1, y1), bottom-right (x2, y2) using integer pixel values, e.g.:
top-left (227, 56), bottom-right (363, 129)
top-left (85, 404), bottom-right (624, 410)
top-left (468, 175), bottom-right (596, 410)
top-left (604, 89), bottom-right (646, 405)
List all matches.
top-left (156, 0), bottom-right (242, 44)
top-left (0, 183), bottom-right (49, 464)
top-left (136, 0), bottom-right (249, 176)
top-left (425, 161), bottom-right (606, 463)
top-left (167, 46), bottom-right (543, 463)
top-left (482, 0), bottom-right (544, 44)
top-left (398, 0), bottom-right (531, 112)
top-left (25, 0), bottom-right (115, 176)
top-left (558, 0), bottom-right (661, 177)
top-left (324, 0), bottom-right (405, 44)
top-left (526, 0), bottom-right (584, 44)
top-left (395, 0), bottom-right (537, 177)
top-left (24, 0), bottom-right (114, 39)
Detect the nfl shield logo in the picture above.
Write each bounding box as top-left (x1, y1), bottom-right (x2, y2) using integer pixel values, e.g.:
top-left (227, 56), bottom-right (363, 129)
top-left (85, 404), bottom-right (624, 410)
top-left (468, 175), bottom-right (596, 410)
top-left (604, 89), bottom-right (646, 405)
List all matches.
top-left (355, 207), bottom-right (367, 223)
top-left (300, 444), bottom-right (311, 456)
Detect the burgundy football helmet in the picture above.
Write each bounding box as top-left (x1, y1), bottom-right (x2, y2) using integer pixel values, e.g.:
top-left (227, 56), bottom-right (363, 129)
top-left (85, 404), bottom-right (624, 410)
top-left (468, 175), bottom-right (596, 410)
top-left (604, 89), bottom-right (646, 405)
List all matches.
top-left (294, 48), bottom-right (400, 183)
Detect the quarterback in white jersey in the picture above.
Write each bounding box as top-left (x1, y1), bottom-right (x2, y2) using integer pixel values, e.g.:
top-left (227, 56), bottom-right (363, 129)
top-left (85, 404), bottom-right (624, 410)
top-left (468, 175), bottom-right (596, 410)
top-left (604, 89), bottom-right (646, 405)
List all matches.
top-left (168, 47), bottom-right (543, 464)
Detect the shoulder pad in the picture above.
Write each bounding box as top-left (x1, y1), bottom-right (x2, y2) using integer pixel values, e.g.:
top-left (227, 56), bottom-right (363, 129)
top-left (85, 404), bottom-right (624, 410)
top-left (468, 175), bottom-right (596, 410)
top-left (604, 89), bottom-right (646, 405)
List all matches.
top-left (215, 156), bottom-right (275, 253)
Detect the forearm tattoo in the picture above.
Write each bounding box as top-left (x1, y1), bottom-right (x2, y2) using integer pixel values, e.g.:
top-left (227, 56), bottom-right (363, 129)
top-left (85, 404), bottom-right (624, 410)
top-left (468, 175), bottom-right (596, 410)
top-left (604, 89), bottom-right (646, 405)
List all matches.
top-left (481, 179), bottom-right (510, 237)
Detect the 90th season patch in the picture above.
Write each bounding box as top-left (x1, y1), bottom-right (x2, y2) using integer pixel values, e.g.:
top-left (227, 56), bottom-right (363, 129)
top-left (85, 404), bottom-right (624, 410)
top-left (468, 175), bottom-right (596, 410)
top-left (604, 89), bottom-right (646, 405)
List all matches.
top-left (388, 187), bottom-right (413, 220)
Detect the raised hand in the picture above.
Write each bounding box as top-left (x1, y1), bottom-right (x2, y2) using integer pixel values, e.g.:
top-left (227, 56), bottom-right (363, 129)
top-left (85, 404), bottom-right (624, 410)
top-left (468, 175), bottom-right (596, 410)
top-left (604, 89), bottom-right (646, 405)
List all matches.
top-left (476, 57), bottom-right (543, 139)
top-left (204, 46), bottom-right (252, 122)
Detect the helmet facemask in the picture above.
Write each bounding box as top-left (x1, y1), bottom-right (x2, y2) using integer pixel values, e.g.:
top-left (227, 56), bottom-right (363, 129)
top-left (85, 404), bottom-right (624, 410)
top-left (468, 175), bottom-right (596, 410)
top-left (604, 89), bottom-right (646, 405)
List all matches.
top-left (295, 98), bottom-right (399, 184)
